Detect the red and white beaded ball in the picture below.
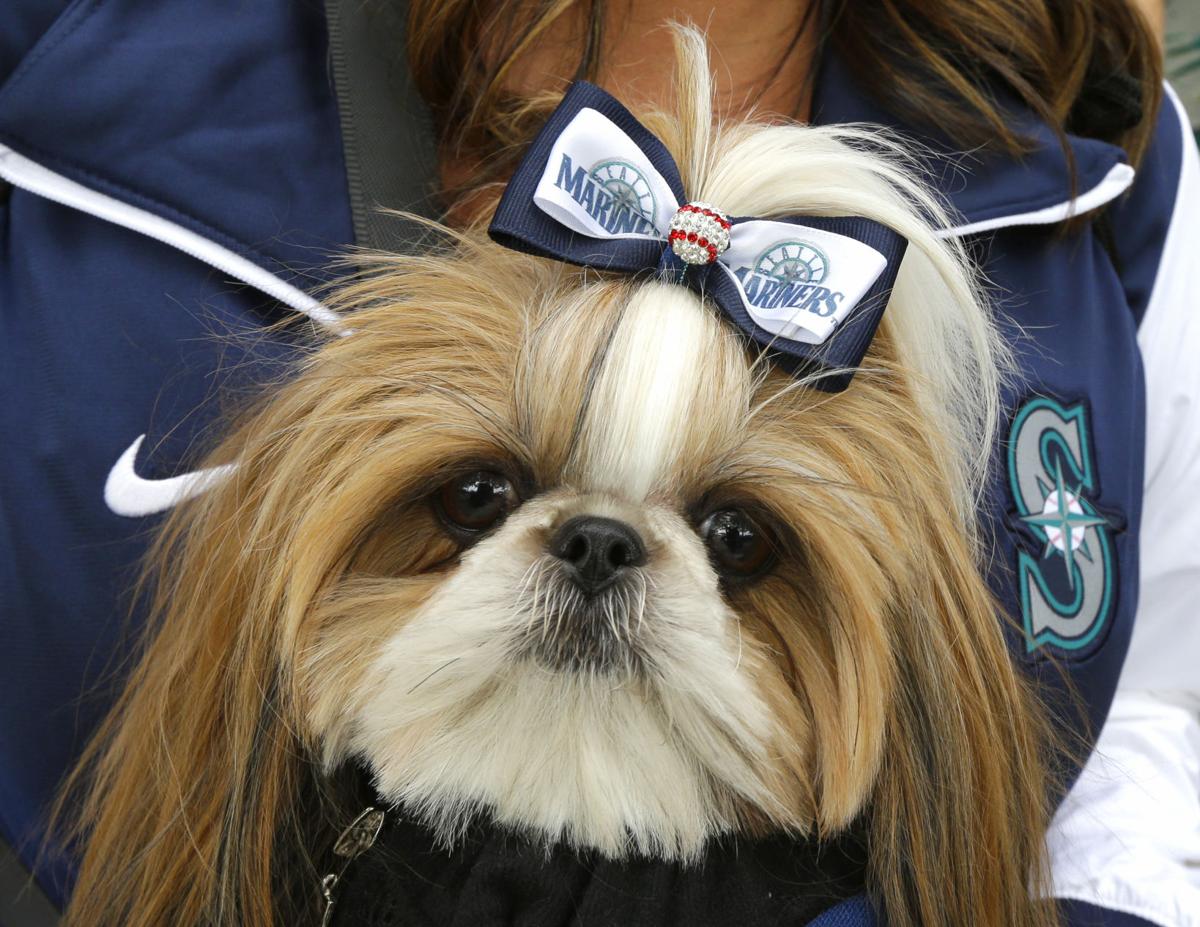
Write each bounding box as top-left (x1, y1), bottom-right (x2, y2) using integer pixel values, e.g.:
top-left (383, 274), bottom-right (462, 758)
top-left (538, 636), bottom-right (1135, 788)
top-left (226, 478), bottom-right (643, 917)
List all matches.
top-left (667, 201), bottom-right (731, 266)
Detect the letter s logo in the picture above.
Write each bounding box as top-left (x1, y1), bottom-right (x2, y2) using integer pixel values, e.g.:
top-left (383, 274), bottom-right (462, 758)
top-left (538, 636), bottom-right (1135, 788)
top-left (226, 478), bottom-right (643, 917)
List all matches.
top-left (1007, 398), bottom-right (1115, 653)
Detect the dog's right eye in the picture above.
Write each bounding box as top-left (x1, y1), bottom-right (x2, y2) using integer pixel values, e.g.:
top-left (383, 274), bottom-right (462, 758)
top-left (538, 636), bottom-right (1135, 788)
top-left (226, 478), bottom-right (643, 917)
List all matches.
top-left (437, 471), bottom-right (517, 535)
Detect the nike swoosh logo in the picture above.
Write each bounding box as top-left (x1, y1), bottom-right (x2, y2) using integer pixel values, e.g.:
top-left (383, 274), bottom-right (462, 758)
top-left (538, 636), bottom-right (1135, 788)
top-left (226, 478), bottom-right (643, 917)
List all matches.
top-left (104, 435), bottom-right (235, 517)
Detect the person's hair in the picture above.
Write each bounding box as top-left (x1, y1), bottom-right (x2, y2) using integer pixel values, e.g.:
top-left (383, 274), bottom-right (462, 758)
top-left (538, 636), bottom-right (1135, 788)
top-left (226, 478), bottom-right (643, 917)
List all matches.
top-left (408, 0), bottom-right (1163, 201)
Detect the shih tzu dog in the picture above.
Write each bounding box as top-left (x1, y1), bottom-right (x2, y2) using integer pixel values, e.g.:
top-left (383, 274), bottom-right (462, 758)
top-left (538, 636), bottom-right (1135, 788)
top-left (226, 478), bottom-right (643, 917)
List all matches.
top-left (61, 31), bottom-right (1060, 927)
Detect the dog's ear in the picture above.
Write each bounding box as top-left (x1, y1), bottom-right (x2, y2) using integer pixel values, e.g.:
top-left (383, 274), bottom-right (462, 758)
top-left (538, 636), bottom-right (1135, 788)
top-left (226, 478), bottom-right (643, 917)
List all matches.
top-left (865, 498), bottom-right (1061, 927)
top-left (57, 242), bottom-right (548, 927)
top-left (801, 310), bottom-right (1058, 927)
top-left (818, 201), bottom-right (1058, 927)
top-left (731, 353), bottom-right (1060, 927)
top-left (55, 442), bottom-right (320, 926)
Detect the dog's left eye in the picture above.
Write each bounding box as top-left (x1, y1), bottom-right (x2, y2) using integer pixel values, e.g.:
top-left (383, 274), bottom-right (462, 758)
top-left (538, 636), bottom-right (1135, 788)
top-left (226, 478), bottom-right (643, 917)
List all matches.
top-left (437, 471), bottom-right (517, 534)
top-left (699, 509), bottom-right (773, 578)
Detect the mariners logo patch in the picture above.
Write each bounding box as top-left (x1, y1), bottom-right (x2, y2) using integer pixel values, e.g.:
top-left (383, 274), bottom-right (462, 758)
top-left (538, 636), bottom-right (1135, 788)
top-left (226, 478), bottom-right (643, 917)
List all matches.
top-left (1007, 397), bottom-right (1116, 654)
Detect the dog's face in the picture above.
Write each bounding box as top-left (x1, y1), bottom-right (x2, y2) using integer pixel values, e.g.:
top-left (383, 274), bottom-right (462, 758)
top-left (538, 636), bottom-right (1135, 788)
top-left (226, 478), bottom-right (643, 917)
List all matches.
top-left (274, 245), bottom-right (948, 861)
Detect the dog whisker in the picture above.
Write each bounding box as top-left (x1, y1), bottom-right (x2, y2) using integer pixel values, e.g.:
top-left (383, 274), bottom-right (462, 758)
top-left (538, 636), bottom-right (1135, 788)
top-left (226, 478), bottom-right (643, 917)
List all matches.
top-left (406, 656), bottom-right (463, 694)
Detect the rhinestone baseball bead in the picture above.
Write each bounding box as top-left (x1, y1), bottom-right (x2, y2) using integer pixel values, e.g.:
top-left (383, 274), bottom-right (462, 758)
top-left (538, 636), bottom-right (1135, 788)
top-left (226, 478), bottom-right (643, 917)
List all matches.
top-left (667, 202), bottom-right (731, 265)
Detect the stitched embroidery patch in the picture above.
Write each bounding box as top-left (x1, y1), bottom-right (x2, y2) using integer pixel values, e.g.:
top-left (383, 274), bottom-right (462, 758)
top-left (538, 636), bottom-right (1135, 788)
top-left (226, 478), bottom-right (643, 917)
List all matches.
top-left (1007, 397), bottom-right (1116, 654)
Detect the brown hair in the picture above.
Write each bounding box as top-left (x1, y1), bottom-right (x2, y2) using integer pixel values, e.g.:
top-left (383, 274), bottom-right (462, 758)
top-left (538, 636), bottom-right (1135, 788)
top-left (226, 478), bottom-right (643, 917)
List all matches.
top-left (408, 0), bottom-right (1162, 197)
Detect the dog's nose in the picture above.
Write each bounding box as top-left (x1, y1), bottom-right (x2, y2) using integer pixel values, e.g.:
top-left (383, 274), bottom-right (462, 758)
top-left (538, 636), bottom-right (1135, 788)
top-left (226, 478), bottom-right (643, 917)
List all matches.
top-left (550, 515), bottom-right (646, 593)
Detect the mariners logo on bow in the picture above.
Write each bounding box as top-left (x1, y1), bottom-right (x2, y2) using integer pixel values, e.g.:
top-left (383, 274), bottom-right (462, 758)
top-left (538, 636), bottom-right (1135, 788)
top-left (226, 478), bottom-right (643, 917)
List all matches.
top-left (1007, 397), bottom-right (1116, 654)
top-left (553, 153), bottom-right (659, 236)
top-left (733, 241), bottom-right (844, 318)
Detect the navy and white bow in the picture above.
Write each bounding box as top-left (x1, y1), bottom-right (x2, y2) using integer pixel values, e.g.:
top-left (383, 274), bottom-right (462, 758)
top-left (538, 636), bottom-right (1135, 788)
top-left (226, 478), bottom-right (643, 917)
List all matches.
top-left (489, 82), bottom-right (908, 391)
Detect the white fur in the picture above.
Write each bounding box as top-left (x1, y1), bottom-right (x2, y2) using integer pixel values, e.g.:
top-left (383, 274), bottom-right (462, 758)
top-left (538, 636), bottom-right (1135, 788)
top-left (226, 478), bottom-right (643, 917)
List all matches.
top-left (346, 492), bottom-right (779, 860)
top-left (576, 283), bottom-right (746, 501)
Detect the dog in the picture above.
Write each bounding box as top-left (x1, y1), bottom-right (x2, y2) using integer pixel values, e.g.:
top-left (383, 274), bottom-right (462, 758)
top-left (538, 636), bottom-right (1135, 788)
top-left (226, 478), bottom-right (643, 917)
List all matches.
top-left (61, 31), bottom-right (1060, 927)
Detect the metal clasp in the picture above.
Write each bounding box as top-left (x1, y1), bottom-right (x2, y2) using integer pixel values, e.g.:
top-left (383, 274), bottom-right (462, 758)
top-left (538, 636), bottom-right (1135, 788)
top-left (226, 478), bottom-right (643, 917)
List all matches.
top-left (319, 806), bottom-right (386, 927)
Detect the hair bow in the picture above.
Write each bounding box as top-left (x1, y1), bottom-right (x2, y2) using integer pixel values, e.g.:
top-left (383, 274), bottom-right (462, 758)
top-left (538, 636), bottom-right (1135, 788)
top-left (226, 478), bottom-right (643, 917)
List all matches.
top-left (488, 82), bottom-right (908, 391)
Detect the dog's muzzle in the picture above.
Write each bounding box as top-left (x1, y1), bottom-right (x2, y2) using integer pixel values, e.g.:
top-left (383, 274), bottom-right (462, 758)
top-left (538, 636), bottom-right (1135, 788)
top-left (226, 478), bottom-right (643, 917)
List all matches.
top-left (516, 515), bottom-right (649, 674)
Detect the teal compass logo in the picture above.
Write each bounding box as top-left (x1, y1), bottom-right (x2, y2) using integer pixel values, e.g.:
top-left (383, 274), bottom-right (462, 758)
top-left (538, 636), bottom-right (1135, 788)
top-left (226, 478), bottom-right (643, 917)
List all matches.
top-left (753, 240), bottom-right (830, 285)
top-left (589, 159), bottom-right (657, 225)
top-left (1019, 459), bottom-right (1108, 573)
top-left (731, 240), bottom-right (843, 318)
top-left (552, 153), bottom-right (659, 235)
top-left (1007, 397), bottom-right (1116, 654)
